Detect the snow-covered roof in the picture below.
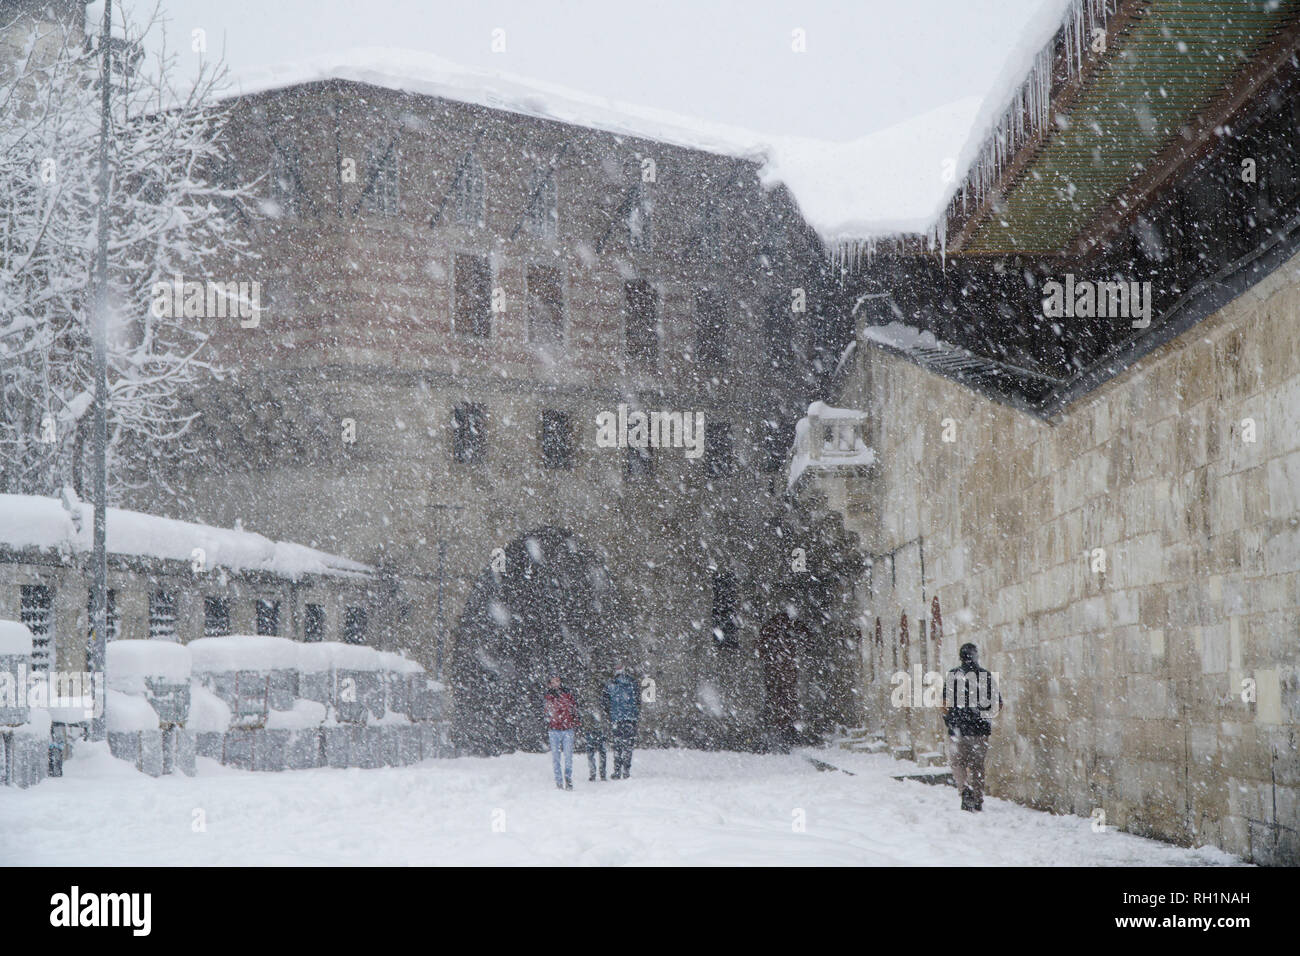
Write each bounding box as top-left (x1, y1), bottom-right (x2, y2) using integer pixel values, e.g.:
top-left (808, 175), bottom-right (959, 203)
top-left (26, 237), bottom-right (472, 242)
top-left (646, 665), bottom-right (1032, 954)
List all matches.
top-left (223, 48), bottom-right (983, 244)
top-left (0, 493), bottom-right (372, 580)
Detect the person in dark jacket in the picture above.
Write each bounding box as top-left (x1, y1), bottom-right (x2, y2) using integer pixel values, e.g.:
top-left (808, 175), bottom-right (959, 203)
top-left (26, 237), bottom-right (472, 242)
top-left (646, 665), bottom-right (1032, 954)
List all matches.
top-left (582, 694), bottom-right (607, 781)
top-left (543, 675), bottom-right (579, 790)
top-left (605, 664), bottom-right (640, 779)
top-left (942, 643), bottom-right (1001, 811)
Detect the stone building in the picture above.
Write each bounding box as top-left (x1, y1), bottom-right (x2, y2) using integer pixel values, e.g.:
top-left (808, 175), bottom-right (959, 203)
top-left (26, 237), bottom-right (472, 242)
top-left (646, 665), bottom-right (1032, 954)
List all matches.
top-left (800, 0), bottom-right (1300, 863)
top-left (154, 57), bottom-right (845, 751)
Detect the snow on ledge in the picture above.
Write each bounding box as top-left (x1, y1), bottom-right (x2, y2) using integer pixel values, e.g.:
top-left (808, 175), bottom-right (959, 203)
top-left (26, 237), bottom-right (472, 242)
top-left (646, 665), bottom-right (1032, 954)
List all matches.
top-left (224, 48), bottom-right (982, 244)
top-left (0, 493), bottom-right (372, 581)
top-left (0, 620), bottom-right (34, 656)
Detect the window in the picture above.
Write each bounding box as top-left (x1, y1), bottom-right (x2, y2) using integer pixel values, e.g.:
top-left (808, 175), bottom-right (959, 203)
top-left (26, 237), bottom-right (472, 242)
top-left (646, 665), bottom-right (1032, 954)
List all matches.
top-left (526, 265), bottom-right (565, 346)
top-left (149, 591), bottom-right (177, 641)
top-left (452, 402), bottom-right (487, 464)
top-left (540, 409), bottom-right (574, 470)
top-left (625, 280), bottom-right (659, 368)
top-left (764, 300), bottom-right (792, 367)
top-left (363, 144), bottom-right (399, 216)
top-left (85, 589), bottom-right (118, 643)
top-left (269, 144), bottom-right (302, 217)
top-left (711, 571), bottom-right (738, 648)
top-left (204, 597), bottom-right (231, 637)
top-left (696, 289), bottom-right (727, 369)
top-left (255, 599), bottom-right (280, 636)
top-left (625, 444), bottom-right (654, 479)
top-left (450, 152), bottom-right (485, 227)
top-left (343, 606), bottom-right (368, 645)
top-left (454, 254), bottom-right (492, 337)
top-left (304, 603), bottom-right (326, 642)
top-left (20, 585), bottom-right (53, 673)
top-left (759, 418), bottom-right (787, 474)
top-left (706, 422), bottom-right (735, 477)
top-left (628, 185), bottom-right (653, 253)
top-left (524, 169), bottom-right (558, 239)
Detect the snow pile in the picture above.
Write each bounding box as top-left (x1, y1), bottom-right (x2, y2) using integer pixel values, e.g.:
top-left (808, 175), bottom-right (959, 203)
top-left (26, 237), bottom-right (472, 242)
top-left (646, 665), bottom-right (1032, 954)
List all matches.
top-left (862, 321), bottom-right (954, 353)
top-left (297, 641), bottom-right (386, 673)
top-left (377, 650), bottom-right (425, 675)
top-left (189, 635), bottom-right (302, 673)
top-left (105, 640), bottom-right (192, 694)
top-left (188, 685), bottom-right (232, 733)
top-left (0, 493), bottom-right (372, 581)
top-left (265, 699), bottom-right (328, 731)
top-left (0, 620), bottom-right (33, 656)
top-left (15, 706), bottom-right (51, 739)
top-left (104, 689), bottom-right (160, 733)
top-left (225, 48), bottom-right (983, 243)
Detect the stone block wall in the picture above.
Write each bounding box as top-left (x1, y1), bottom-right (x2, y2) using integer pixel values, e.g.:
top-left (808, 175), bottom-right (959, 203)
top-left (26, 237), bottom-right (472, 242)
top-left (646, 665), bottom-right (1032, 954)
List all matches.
top-left (830, 252), bottom-right (1300, 864)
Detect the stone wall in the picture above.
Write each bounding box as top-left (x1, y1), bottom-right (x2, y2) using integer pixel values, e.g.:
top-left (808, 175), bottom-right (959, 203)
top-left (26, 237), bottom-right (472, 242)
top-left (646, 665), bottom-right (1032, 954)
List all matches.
top-left (829, 252), bottom-right (1300, 864)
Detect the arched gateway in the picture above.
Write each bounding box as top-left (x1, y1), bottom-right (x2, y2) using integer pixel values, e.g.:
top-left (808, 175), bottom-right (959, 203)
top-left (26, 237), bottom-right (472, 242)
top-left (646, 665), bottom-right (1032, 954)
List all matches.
top-left (450, 527), bottom-right (630, 754)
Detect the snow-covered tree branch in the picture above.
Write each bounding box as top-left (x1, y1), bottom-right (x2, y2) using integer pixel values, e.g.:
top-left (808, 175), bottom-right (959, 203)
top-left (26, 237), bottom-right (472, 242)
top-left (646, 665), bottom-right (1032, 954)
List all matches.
top-left (0, 4), bottom-right (256, 499)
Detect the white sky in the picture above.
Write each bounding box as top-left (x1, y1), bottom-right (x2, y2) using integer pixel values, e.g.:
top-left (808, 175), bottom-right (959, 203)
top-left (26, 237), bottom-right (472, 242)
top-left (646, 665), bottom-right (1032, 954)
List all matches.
top-left (120, 0), bottom-right (1059, 142)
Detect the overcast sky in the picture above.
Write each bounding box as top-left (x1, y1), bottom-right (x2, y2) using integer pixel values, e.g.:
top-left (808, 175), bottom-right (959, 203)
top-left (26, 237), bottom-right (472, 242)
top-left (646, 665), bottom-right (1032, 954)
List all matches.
top-left (118, 0), bottom-right (1058, 142)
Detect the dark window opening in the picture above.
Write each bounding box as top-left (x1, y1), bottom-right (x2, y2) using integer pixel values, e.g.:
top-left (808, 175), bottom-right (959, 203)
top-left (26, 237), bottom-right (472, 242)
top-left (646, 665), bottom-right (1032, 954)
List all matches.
top-left (204, 597), bottom-right (231, 637)
top-left (706, 422), bottom-right (735, 478)
top-left (450, 152), bottom-right (485, 226)
top-left (453, 402), bottom-right (487, 464)
top-left (149, 590), bottom-right (177, 641)
top-left (21, 585), bottom-right (53, 672)
top-left (343, 606), bottom-right (368, 645)
top-left (454, 254), bottom-right (492, 337)
top-left (527, 265), bottom-right (565, 345)
top-left (304, 603), bottom-right (326, 642)
top-left (711, 571), bottom-right (738, 648)
top-left (255, 599), bottom-right (280, 637)
top-left (540, 409), bottom-right (575, 470)
top-left (625, 279), bottom-right (659, 368)
top-left (696, 289), bottom-right (728, 369)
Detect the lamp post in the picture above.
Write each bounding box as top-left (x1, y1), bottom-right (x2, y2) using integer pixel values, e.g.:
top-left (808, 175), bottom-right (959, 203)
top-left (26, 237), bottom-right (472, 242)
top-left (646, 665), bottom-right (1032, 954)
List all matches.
top-left (87, 0), bottom-right (113, 742)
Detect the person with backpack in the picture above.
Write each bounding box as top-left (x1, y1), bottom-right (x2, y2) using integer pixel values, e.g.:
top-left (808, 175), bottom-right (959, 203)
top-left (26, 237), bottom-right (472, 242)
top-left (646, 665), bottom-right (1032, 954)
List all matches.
top-left (605, 664), bottom-right (640, 780)
top-left (582, 691), bottom-right (608, 782)
top-left (543, 674), bottom-right (578, 790)
top-left (942, 643), bottom-right (1001, 811)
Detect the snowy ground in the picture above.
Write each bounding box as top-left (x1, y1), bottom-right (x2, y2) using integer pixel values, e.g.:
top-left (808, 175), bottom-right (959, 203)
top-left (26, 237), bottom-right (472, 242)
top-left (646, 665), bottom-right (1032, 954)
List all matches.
top-left (0, 744), bottom-right (1243, 866)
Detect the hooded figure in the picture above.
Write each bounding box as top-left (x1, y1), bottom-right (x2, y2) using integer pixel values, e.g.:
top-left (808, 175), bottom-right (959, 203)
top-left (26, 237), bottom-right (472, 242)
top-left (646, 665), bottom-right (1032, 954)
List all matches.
top-left (604, 664), bottom-right (640, 779)
top-left (942, 643), bottom-right (1001, 812)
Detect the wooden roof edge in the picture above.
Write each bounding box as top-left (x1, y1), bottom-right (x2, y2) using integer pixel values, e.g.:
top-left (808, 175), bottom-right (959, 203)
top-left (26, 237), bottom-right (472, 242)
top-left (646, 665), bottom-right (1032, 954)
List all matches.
top-left (1066, 14), bottom-right (1300, 261)
top-left (944, 0), bottom-right (1150, 255)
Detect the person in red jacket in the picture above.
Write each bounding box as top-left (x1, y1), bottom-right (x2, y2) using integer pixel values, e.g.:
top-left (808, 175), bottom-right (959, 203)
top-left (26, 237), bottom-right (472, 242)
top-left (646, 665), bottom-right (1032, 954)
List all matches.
top-left (544, 675), bottom-right (578, 790)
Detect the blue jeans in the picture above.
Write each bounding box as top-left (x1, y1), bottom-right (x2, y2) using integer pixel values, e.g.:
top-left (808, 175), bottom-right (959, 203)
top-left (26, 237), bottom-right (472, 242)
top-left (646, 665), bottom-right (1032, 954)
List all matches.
top-left (549, 729), bottom-right (574, 785)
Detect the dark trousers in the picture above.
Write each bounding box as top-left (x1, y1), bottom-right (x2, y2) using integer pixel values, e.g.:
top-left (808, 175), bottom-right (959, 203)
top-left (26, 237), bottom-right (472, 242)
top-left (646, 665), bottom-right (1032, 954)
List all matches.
top-left (611, 721), bottom-right (637, 778)
top-left (586, 732), bottom-right (606, 778)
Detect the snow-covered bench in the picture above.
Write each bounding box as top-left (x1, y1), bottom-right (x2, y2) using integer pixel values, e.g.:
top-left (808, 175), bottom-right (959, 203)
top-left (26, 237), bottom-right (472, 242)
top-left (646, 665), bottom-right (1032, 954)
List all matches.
top-left (105, 639), bottom-right (196, 777)
top-left (0, 620), bottom-right (50, 788)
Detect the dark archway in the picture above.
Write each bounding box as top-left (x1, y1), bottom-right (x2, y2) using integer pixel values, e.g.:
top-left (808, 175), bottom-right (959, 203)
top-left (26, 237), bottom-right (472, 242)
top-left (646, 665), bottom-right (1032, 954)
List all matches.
top-left (449, 527), bottom-right (629, 754)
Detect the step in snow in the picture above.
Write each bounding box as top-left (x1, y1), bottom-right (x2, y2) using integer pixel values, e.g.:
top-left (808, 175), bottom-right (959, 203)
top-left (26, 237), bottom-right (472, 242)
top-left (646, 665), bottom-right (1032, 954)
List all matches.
top-left (839, 738), bottom-right (888, 753)
top-left (890, 745), bottom-right (915, 761)
top-left (845, 727), bottom-right (878, 739)
top-left (916, 750), bottom-right (946, 768)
